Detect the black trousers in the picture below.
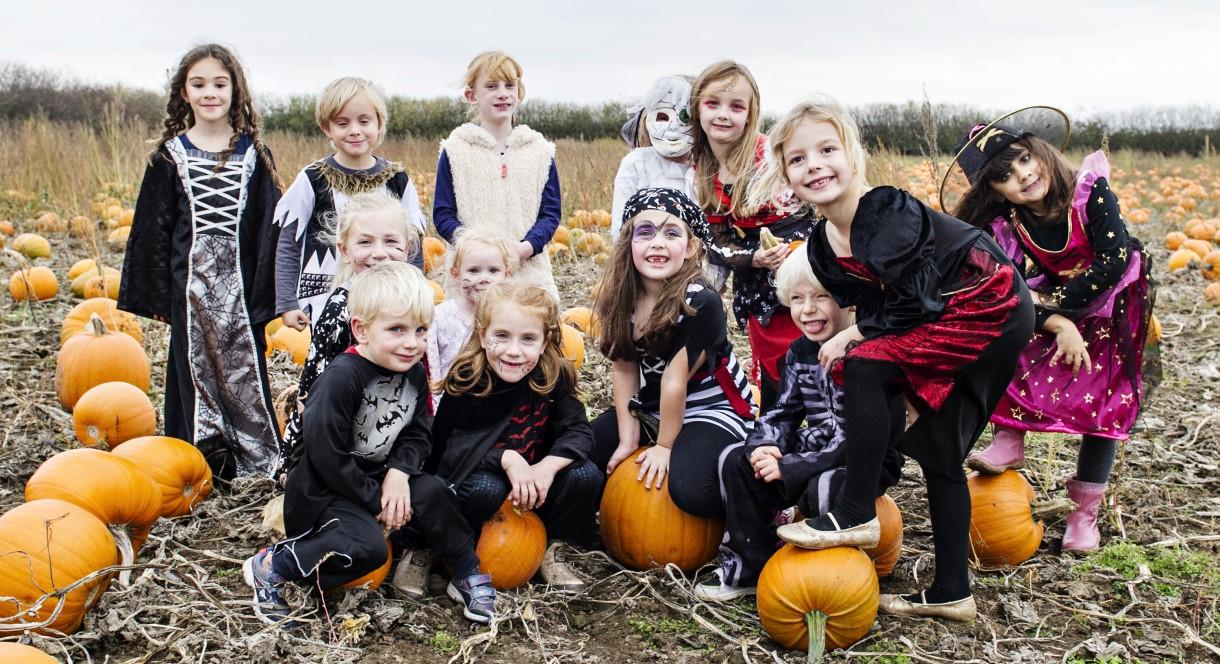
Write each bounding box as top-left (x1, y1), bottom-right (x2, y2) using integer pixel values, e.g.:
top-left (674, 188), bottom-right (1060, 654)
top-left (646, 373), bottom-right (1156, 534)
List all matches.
top-left (273, 474), bottom-right (477, 590)
top-left (590, 409), bottom-right (739, 519)
top-left (454, 459), bottom-right (603, 549)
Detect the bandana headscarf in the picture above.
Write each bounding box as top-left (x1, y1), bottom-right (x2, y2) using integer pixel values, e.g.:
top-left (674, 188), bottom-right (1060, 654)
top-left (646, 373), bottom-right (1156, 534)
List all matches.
top-left (621, 187), bottom-right (714, 248)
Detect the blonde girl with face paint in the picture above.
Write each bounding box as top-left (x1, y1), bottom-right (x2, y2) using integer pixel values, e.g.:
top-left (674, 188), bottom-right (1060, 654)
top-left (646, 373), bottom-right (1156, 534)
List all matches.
top-left (430, 281), bottom-right (603, 592)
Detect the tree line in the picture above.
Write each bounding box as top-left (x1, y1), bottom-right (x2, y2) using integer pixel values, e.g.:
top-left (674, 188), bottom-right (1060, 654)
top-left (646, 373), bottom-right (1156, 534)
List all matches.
top-left (3, 63), bottom-right (1218, 156)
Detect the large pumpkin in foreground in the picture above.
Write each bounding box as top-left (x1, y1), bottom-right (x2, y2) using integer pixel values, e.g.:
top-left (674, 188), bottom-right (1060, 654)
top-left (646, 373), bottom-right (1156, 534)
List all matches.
top-left (0, 499), bottom-right (118, 636)
top-left (477, 500), bottom-right (547, 589)
top-left (757, 545), bottom-right (878, 661)
top-left (967, 470), bottom-right (1044, 566)
top-left (0, 642), bottom-right (59, 663)
top-left (599, 451), bottom-right (722, 572)
top-left (55, 313), bottom-right (150, 410)
top-left (112, 436), bottom-right (213, 517)
top-left (25, 448), bottom-right (161, 563)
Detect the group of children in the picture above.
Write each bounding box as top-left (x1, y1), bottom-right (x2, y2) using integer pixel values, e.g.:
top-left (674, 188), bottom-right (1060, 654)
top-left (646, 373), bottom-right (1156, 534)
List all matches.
top-left (117, 43), bottom-right (1154, 630)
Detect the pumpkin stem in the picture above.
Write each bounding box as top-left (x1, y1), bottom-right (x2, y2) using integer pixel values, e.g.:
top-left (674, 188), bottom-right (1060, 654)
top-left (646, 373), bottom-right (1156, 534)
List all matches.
top-left (87, 312), bottom-right (110, 337)
top-left (805, 609), bottom-right (828, 664)
top-left (1031, 496), bottom-right (1076, 518)
top-left (111, 526), bottom-right (135, 586)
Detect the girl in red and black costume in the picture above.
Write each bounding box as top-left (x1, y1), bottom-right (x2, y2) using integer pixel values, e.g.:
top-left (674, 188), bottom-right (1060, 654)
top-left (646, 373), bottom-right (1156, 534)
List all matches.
top-left (689, 61), bottom-right (815, 410)
top-left (751, 99), bottom-right (1035, 622)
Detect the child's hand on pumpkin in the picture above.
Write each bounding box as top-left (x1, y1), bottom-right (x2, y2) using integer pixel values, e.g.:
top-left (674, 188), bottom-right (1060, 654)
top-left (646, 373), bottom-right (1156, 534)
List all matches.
top-left (607, 419), bottom-right (641, 474)
top-left (377, 468), bottom-right (412, 530)
top-left (635, 445), bottom-right (671, 490)
top-left (502, 450), bottom-right (540, 510)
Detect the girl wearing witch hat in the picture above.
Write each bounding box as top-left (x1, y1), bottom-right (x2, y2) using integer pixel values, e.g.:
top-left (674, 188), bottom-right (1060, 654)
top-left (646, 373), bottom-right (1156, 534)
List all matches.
top-left (948, 107), bottom-right (1156, 553)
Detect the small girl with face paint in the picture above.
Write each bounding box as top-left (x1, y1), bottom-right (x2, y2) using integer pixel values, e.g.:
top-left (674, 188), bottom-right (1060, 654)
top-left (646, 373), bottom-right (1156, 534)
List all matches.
top-left (590, 188), bottom-right (755, 523)
top-left (119, 43), bottom-right (282, 480)
top-left (610, 75), bottom-right (697, 237)
top-left (950, 113), bottom-right (1155, 553)
top-left (426, 228), bottom-right (517, 409)
top-left (429, 281), bottom-right (603, 591)
top-left (280, 191), bottom-right (421, 465)
top-left (689, 61), bottom-right (815, 411)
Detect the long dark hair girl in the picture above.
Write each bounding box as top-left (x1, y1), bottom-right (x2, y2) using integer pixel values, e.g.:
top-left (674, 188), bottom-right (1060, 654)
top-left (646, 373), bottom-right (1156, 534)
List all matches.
top-left (953, 136), bottom-right (1075, 227)
top-left (156, 43), bottom-right (280, 187)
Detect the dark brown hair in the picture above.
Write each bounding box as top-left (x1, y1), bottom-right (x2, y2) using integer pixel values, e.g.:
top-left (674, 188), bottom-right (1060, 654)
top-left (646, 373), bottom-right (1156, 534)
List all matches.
top-left (953, 136), bottom-right (1075, 228)
top-left (156, 43), bottom-right (280, 187)
top-left (593, 215), bottom-right (706, 362)
top-left (440, 281), bottom-right (574, 398)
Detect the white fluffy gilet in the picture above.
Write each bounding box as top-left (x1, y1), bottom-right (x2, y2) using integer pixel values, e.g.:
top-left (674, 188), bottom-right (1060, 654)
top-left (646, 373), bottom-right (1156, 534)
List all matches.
top-left (440, 123), bottom-right (558, 299)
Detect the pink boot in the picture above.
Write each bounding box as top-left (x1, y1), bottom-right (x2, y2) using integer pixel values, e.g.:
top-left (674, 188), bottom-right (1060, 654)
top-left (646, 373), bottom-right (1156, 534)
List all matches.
top-left (965, 427), bottom-right (1025, 474)
top-left (1062, 477), bottom-right (1106, 552)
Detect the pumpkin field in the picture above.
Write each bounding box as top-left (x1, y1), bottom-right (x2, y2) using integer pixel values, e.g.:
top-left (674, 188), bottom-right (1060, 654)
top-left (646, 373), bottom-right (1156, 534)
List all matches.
top-left (1, 120), bottom-right (1218, 663)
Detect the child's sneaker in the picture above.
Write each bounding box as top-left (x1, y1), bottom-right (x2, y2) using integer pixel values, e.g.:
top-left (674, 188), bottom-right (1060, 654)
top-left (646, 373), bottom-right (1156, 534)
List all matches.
top-left (539, 542), bottom-right (585, 592)
top-left (694, 568), bottom-right (756, 603)
top-left (391, 548), bottom-right (431, 600)
top-left (771, 506), bottom-right (798, 528)
top-left (242, 547), bottom-right (294, 626)
top-left (446, 573), bottom-right (496, 624)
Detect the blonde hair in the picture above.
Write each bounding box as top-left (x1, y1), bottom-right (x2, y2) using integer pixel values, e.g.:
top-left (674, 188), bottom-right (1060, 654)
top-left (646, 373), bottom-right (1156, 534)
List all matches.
top-left (321, 190), bottom-right (421, 288)
top-left (347, 261), bottom-right (434, 326)
top-left (748, 97), bottom-right (869, 213)
top-left (463, 51), bottom-right (526, 113)
top-left (441, 281), bottom-right (574, 398)
top-left (774, 248), bottom-right (824, 305)
top-left (690, 61), bottom-right (763, 218)
top-left (316, 77), bottom-right (389, 146)
top-left (444, 227), bottom-right (518, 294)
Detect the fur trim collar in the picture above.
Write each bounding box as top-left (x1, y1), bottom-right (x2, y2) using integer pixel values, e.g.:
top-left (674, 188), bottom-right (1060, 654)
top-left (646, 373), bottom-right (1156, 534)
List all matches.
top-left (446, 123), bottom-right (545, 150)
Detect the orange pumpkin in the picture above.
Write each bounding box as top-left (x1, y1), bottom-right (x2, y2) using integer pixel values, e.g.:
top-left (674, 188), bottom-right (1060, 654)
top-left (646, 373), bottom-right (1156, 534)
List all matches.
top-left (68, 258), bottom-right (102, 280)
top-left (0, 643), bottom-right (59, 662)
top-left (112, 436), bottom-right (213, 517)
top-left (0, 220), bottom-right (15, 236)
top-left (476, 500), bottom-right (547, 589)
top-left (1182, 238), bottom-right (1213, 260)
top-left (0, 499), bottom-right (117, 636)
top-left (12, 232), bottom-right (51, 259)
top-left (552, 225), bottom-right (572, 247)
top-left (422, 236), bottom-right (447, 273)
top-left (1164, 231), bottom-right (1187, 250)
top-left (70, 266), bottom-right (119, 297)
top-left (967, 470), bottom-right (1044, 566)
top-left (329, 539), bottom-right (393, 594)
top-left (1168, 248), bottom-right (1196, 271)
top-left (1200, 250), bottom-right (1220, 281)
top-left (82, 272), bottom-right (121, 299)
top-left (270, 325), bottom-right (311, 365)
top-left (72, 381), bottom-right (156, 449)
top-left (599, 451), bottom-right (723, 571)
top-left (25, 448), bottom-right (162, 564)
top-left (107, 226), bottom-right (130, 250)
top-left (55, 313), bottom-right (150, 410)
top-left (863, 494), bottom-right (903, 578)
top-left (8, 266), bottom-right (58, 301)
top-left (1205, 282), bottom-right (1220, 306)
top-left (560, 306), bottom-right (594, 335)
top-left (60, 298), bottom-right (143, 346)
top-left (69, 215), bottom-right (95, 239)
top-left (757, 545), bottom-right (879, 659)
top-left (560, 323), bottom-right (585, 371)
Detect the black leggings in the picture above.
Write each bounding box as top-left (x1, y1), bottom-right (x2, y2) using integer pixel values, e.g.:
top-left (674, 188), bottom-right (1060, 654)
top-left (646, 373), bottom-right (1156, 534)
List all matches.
top-left (822, 282), bottom-right (1035, 602)
top-left (1077, 435), bottom-right (1119, 484)
top-left (591, 409), bottom-right (739, 519)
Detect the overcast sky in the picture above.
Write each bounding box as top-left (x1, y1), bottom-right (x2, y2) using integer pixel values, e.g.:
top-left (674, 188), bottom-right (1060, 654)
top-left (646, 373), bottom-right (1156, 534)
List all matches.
top-left (3, 0), bottom-right (1216, 117)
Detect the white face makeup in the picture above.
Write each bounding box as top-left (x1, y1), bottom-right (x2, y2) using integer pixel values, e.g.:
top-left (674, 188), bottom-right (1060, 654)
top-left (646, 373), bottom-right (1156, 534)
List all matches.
top-left (642, 76), bottom-right (694, 158)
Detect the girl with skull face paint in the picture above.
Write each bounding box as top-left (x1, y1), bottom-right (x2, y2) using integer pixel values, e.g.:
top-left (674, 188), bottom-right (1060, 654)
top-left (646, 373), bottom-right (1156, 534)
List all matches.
top-left (610, 75), bottom-right (698, 238)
